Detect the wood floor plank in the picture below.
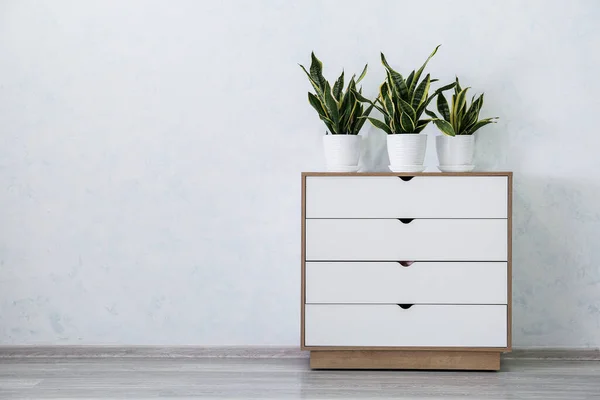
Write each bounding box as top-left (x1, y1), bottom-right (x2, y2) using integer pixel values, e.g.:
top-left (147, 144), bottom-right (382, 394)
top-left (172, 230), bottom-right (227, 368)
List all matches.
top-left (0, 358), bottom-right (599, 399)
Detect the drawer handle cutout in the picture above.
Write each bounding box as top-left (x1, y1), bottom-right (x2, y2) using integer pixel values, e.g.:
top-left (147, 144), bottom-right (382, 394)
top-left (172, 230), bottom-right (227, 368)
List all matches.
top-left (398, 176), bottom-right (414, 182)
top-left (397, 261), bottom-right (414, 267)
top-left (398, 218), bottom-right (414, 224)
top-left (397, 304), bottom-right (414, 310)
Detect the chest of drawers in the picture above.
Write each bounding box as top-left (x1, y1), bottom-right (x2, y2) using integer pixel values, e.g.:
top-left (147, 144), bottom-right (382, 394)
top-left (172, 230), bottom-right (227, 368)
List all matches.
top-left (301, 172), bottom-right (512, 370)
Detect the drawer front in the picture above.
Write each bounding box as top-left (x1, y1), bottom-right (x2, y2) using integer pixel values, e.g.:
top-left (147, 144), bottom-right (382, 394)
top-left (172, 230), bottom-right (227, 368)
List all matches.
top-left (305, 176), bottom-right (508, 219)
top-left (305, 304), bottom-right (507, 347)
top-left (305, 219), bottom-right (507, 261)
top-left (306, 262), bottom-right (507, 304)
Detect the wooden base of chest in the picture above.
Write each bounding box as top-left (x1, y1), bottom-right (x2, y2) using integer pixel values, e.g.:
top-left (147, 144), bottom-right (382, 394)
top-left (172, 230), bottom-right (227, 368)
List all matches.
top-left (309, 350), bottom-right (501, 371)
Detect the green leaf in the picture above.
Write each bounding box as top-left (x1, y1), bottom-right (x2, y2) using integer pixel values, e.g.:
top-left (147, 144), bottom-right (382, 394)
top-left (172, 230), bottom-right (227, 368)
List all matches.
top-left (356, 64), bottom-right (368, 84)
top-left (299, 64), bottom-right (323, 98)
top-left (455, 76), bottom-right (462, 93)
top-left (332, 71), bottom-right (344, 101)
top-left (425, 109), bottom-right (438, 119)
top-left (383, 95), bottom-right (395, 117)
top-left (461, 109), bottom-right (478, 134)
top-left (415, 119), bottom-right (431, 133)
top-left (437, 93), bottom-right (450, 121)
top-left (308, 92), bottom-right (328, 119)
top-left (465, 117), bottom-right (498, 135)
top-left (405, 70), bottom-right (415, 92)
top-left (409, 45), bottom-right (440, 96)
top-left (454, 87), bottom-right (469, 113)
top-left (382, 84), bottom-right (395, 117)
top-left (323, 120), bottom-right (337, 135)
top-left (338, 92), bottom-right (351, 129)
top-left (389, 70), bottom-right (409, 100)
top-left (368, 117), bottom-right (393, 134)
top-left (323, 82), bottom-right (340, 131)
top-left (466, 93), bottom-right (483, 115)
top-left (412, 73), bottom-right (431, 109)
top-left (380, 81), bottom-right (390, 104)
top-left (338, 89), bottom-right (351, 121)
top-left (310, 52), bottom-right (327, 90)
top-left (399, 112), bottom-right (415, 132)
top-left (345, 73), bottom-right (356, 91)
top-left (381, 53), bottom-right (409, 99)
top-left (354, 104), bottom-right (374, 133)
top-left (461, 95), bottom-right (482, 134)
top-left (354, 90), bottom-right (388, 117)
top-left (432, 119), bottom-right (456, 136)
top-left (344, 101), bottom-right (359, 133)
top-left (417, 82), bottom-right (457, 117)
top-left (454, 87), bottom-right (470, 132)
top-left (308, 95), bottom-right (337, 134)
top-left (398, 97), bottom-right (417, 122)
top-left (380, 52), bottom-right (396, 74)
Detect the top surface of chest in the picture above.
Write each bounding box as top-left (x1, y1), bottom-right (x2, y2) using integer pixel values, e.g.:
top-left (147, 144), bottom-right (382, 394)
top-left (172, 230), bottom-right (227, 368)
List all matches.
top-left (304, 172), bottom-right (511, 219)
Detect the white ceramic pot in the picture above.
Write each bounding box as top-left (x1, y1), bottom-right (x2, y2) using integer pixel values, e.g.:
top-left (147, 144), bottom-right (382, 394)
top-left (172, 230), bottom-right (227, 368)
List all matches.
top-left (436, 135), bottom-right (475, 171)
top-left (386, 134), bottom-right (427, 172)
top-left (322, 134), bottom-right (362, 172)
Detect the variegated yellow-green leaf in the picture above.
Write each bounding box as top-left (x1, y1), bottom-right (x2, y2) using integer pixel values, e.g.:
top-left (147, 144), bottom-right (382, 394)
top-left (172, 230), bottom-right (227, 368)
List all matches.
top-left (355, 104), bottom-right (374, 133)
top-left (354, 89), bottom-right (388, 117)
top-left (409, 45), bottom-right (440, 96)
top-left (437, 93), bottom-right (450, 121)
top-left (453, 87), bottom-right (469, 132)
top-left (310, 52), bottom-right (327, 90)
top-left (405, 70), bottom-right (415, 93)
top-left (368, 117), bottom-right (393, 134)
top-left (323, 83), bottom-right (339, 130)
top-left (383, 86), bottom-right (395, 117)
top-left (454, 87), bottom-right (469, 113)
top-left (299, 64), bottom-right (323, 98)
top-left (389, 113), bottom-right (396, 132)
top-left (417, 82), bottom-right (456, 116)
top-left (332, 71), bottom-right (344, 101)
top-left (412, 73), bottom-right (431, 109)
top-left (432, 119), bottom-right (456, 137)
top-left (308, 92), bottom-right (328, 119)
top-left (425, 109), bottom-right (438, 119)
top-left (344, 98), bottom-right (359, 133)
top-left (465, 117), bottom-right (497, 135)
top-left (356, 64), bottom-right (368, 84)
top-left (455, 76), bottom-right (462, 93)
top-left (380, 81), bottom-right (390, 103)
top-left (398, 97), bottom-right (416, 123)
top-left (381, 53), bottom-right (409, 99)
top-left (399, 112), bottom-right (415, 132)
top-left (415, 119), bottom-right (431, 133)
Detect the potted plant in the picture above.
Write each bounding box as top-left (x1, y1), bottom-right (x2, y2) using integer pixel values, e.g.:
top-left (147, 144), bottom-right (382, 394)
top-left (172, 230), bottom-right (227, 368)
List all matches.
top-left (300, 53), bottom-right (373, 172)
top-left (425, 77), bottom-right (499, 172)
top-left (354, 45), bottom-right (455, 172)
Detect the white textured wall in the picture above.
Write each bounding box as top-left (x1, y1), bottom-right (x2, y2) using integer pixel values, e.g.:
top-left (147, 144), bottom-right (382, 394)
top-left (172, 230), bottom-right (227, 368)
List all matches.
top-left (0, 0), bottom-right (599, 347)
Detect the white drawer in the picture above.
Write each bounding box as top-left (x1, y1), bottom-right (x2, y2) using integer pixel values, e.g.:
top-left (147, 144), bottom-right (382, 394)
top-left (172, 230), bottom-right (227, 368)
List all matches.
top-left (305, 304), bottom-right (507, 347)
top-left (305, 176), bottom-right (508, 219)
top-left (306, 262), bottom-right (507, 304)
top-left (305, 219), bottom-right (507, 261)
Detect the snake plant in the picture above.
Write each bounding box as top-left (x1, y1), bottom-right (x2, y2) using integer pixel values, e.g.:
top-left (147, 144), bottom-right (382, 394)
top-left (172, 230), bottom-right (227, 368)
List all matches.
top-left (425, 78), bottom-right (498, 136)
top-left (354, 45), bottom-right (455, 134)
top-left (300, 53), bottom-right (373, 134)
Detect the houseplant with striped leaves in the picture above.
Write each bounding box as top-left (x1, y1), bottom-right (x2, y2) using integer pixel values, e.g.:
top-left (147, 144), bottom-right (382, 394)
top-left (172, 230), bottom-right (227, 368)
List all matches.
top-left (425, 77), bottom-right (498, 172)
top-left (300, 53), bottom-right (373, 172)
top-left (354, 45), bottom-right (455, 172)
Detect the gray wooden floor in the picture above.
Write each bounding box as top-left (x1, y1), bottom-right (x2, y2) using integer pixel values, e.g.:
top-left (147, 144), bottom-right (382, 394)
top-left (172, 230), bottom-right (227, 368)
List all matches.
top-left (0, 358), bottom-right (599, 399)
